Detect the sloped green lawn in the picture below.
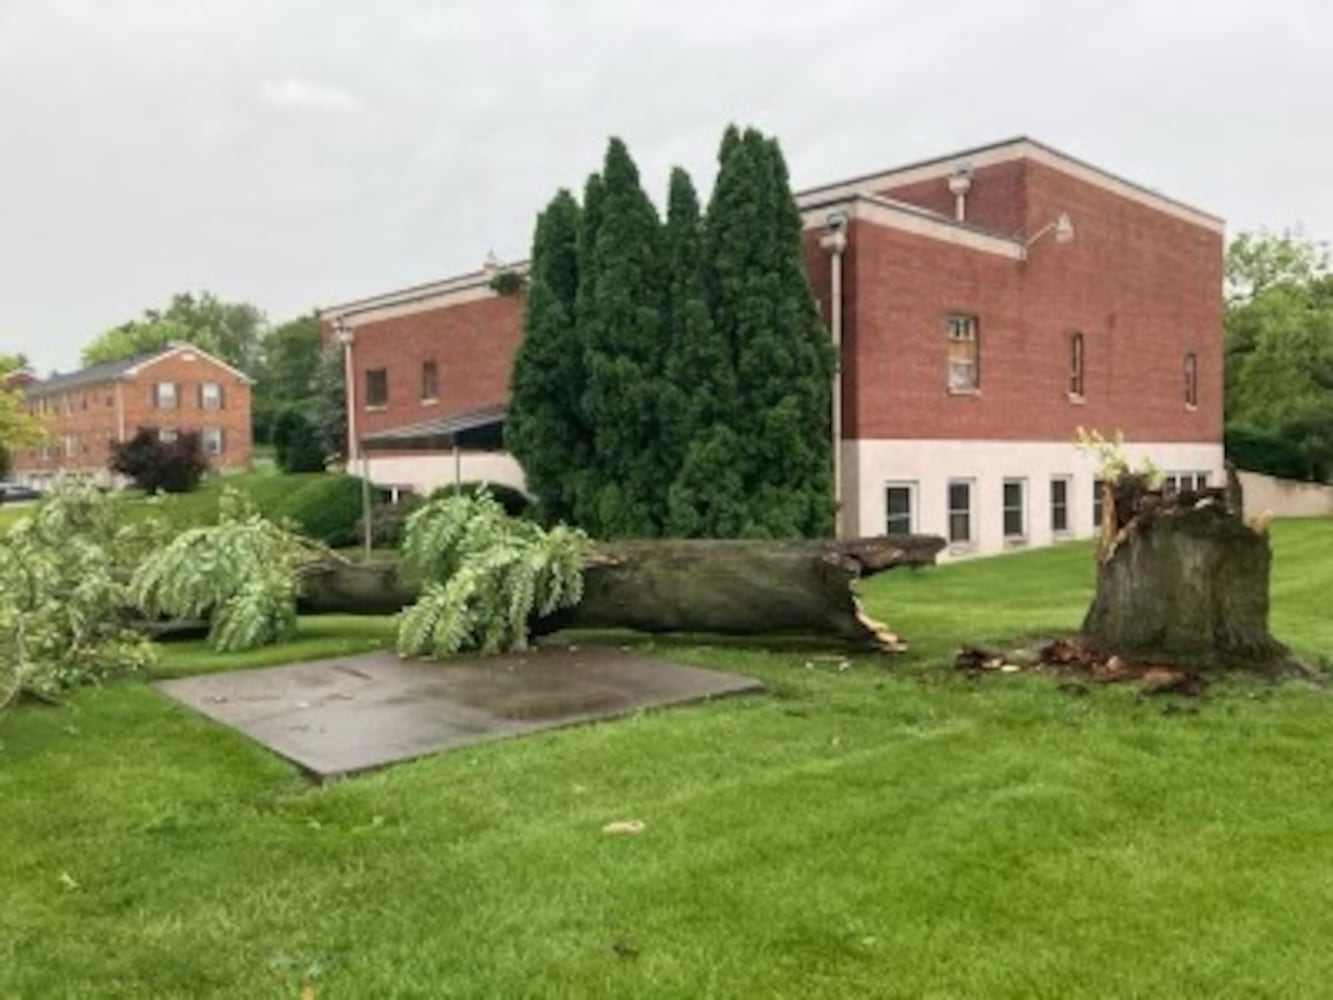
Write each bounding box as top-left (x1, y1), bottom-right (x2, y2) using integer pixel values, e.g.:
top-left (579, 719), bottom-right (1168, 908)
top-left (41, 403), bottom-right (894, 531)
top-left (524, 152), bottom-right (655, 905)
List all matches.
top-left (1, 521), bottom-right (1331, 998)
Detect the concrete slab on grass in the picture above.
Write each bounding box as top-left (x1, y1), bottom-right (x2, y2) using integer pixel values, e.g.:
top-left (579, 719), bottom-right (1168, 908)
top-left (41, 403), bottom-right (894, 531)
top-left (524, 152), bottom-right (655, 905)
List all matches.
top-left (155, 645), bottom-right (761, 778)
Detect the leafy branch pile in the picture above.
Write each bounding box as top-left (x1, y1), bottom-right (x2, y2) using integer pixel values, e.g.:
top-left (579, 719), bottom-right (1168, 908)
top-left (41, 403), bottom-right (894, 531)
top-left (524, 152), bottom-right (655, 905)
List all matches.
top-left (131, 490), bottom-right (320, 652)
top-left (397, 492), bottom-right (588, 657)
top-left (0, 480), bottom-right (159, 711)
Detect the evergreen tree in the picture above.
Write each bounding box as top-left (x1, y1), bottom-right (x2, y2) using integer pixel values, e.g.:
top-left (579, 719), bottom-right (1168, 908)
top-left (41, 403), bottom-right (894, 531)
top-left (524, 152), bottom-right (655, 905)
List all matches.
top-left (661, 167), bottom-right (745, 536)
top-left (578, 139), bottom-right (667, 538)
top-left (704, 127), bottom-right (835, 537)
top-left (506, 189), bottom-right (586, 522)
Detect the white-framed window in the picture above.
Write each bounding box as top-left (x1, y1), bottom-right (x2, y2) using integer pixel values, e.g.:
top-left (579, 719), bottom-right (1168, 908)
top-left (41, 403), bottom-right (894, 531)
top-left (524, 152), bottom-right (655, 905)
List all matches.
top-left (884, 482), bottom-right (916, 535)
top-left (158, 427), bottom-right (179, 444)
top-left (154, 381), bottom-right (178, 409)
top-left (1051, 476), bottom-right (1071, 534)
top-left (63, 434), bottom-right (76, 458)
top-left (946, 314), bottom-right (979, 392)
top-left (202, 427), bottom-right (223, 455)
top-left (947, 479), bottom-right (974, 545)
top-left (421, 360), bottom-right (439, 402)
top-left (1165, 471), bottom-right (1210, 495)
top-left (365, 368), bottom-right (388, 408)
top-left (1069, 332), bottom-right (1085, 398)
top-left (1003, 478), bottom-right (1027, 541)
top-left (199, 381), bottom-right (223, 410)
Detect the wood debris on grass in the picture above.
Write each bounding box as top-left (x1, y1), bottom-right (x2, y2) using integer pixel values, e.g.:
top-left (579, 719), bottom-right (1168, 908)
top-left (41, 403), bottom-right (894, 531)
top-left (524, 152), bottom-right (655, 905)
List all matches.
top-left (953, 638), bottom-right (1208, 698)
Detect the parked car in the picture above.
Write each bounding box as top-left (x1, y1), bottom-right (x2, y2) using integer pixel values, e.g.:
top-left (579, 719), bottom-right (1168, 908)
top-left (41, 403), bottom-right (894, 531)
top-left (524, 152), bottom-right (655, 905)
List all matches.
top-left (0, 482), bottom-right (42, 503)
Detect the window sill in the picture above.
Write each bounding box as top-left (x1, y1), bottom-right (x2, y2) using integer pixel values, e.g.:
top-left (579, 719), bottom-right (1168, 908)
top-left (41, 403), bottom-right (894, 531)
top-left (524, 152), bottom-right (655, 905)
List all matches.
top-left (421, 397), bottom-right (440, 406)
top-left (948, 387), bottom-right (981, 397)
top-left (364, 404), bottom-right (388, 412)
top-left (1185, 403), bottom-right (1198, 412)
top-left (1004, 536), bottom-right (1028, 548)
top-left (1067, 393), bottom-right (1086, 405)
top-left (948, 541), bottom-right (977, 555)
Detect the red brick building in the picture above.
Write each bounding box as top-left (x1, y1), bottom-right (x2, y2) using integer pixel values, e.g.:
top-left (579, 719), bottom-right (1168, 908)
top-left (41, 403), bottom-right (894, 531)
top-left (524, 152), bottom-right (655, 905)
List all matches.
top-left (319, 137), bottom-right (1224, 555)
top-left (11, 343), bottom-right (253, 486)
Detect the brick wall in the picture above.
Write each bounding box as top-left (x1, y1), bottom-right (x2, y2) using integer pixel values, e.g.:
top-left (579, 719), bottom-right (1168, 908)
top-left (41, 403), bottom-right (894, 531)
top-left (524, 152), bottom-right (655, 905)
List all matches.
top-left (124, 353), bottom-right (253, 469)
top-left (842, 164), bottom-right (1222, 444)
top-left (13, 350), bottom-right (252, 478)
top-left (340, 293), bottom-right (523, 445)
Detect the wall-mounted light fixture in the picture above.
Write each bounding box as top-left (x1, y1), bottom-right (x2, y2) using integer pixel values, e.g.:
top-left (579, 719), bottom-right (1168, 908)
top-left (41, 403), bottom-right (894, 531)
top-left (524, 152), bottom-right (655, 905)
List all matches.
top-left (947, 162), bottom-right (973, 221)
top-left (1020, 212), bottom-right (1075, 261)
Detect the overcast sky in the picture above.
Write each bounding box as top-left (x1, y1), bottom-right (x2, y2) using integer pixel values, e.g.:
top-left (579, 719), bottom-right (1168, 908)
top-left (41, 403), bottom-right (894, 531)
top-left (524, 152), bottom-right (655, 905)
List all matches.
top-left (1, 0), bottom-right (1328, 374)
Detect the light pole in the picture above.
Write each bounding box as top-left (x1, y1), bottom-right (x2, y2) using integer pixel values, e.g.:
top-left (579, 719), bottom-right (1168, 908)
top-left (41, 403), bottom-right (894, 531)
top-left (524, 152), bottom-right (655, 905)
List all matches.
top-left (819, 210), bottom-right (849, 538)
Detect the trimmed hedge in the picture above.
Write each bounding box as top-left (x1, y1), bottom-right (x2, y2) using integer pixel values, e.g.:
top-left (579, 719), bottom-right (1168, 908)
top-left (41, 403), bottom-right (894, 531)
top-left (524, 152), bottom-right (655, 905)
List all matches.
top-left (274, 475), bottom-right (366, 547)
top-left (1225, 425), bottom-right (1314, 481)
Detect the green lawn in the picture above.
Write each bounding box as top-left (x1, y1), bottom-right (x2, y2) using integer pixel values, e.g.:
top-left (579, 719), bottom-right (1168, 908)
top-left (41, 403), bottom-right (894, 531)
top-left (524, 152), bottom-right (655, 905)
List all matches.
top-left (2, 521), bottom-right (1332, 998)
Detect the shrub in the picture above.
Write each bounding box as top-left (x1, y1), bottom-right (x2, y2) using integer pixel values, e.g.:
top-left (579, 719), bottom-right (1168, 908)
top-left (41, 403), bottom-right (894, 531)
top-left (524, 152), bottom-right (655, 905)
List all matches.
top-left (361, 494), bottom-right (427, 549)
top-left (1225, 424), bottom-right (1312, 481)
top-left (430, 481), bottom-right (532, 519)
top-left (275, 474), bottom-right (367, 546)
top-left (110, 427), bottom-right (209, 494)
top-left (272, 407), bottom-right (327, 474)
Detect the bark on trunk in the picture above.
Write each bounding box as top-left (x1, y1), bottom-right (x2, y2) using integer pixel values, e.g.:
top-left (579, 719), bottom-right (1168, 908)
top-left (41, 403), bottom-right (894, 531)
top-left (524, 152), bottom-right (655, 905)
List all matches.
top-left (1081, 503), bottom-right (1288, 669)
top-left (298, 535), bottom-right (945, 650)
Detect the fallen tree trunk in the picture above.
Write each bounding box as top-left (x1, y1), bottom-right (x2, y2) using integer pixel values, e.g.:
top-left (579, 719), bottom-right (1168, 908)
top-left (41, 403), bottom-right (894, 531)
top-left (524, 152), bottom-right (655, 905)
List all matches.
top-left (298, 535), bottom-right (945, 650)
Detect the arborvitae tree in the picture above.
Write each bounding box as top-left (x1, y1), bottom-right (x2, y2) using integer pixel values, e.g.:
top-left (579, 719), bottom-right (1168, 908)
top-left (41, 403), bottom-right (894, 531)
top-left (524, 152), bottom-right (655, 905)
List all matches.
top-left (661, 167), bottom-right (746, 536)
top-left (506, 189), bottom-right (586, 522)
top-left (579, 138), bottom-right (667, 538)
top-left (703, 126), bottom-right (836, 537)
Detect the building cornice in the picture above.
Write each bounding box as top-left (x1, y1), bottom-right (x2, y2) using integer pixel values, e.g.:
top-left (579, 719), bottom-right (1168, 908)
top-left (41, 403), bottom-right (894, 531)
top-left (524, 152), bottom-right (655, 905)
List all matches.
top-left (802, 193), bottom-right (1024, 259)
top-left (796, 136), bottom-right (1225, 234)
top-left (320, 263), bottom-right (530, 327)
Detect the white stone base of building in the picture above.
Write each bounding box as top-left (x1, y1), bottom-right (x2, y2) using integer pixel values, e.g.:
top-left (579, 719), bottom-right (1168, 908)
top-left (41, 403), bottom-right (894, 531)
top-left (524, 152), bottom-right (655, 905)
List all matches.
top-left (363, 451), bottom-right (527, 497)
top-left (842, 438), bottom-right (1224, 558)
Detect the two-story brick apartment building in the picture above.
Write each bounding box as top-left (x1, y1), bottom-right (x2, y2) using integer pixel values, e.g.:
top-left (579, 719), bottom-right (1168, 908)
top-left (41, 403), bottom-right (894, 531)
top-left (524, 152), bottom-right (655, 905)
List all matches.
top-left (319, 137), bottom-right (1224, 556)
top-left (11, 342), bottom-right (253, 486)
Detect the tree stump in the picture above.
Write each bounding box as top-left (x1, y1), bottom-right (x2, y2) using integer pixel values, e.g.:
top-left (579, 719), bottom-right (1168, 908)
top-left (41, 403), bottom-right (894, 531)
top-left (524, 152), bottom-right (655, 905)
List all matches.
top-left (1081, 500), bottom-right (1288, 669)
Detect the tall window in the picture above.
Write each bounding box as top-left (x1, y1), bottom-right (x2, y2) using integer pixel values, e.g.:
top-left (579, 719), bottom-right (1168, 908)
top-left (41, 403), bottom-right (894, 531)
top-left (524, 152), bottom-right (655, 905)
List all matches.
top-left (421, 360), bottom-right (439, 402)
top-left (1069, 332), bottom-right (1085, 398)
top-left (365, 368), bottom-right (388, 408)
top-left (884, 483), bottom-right (915, 535)
top-left (154, 381), bottom-right (178, 409)
top-left (1093, 479), bottom-right (1108, 530)
top-left (202, 427), bottom-right (224, 455)
top-left (948, 480), bottom-right (973, 544)
top-left (1184, 352), bottom-right (1198, 407)
top-left (1051, 477), bottom-right (1071, 534)
top-left (1003, 478), bottom-right (1027, 540)
top-left (199, 381), bottom-right (223, 410)
top-left (946, 314), bottom-right (979, 392)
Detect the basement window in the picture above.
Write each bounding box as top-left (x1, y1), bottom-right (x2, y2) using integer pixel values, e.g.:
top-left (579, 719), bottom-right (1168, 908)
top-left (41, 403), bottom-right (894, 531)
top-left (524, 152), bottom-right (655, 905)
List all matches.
top-left (1003, 478), bottom-right (1027, 542)
top-left (884, 483), bottom-right (915, 535)
top-left (1051, 477), bottom-right (1071, 534)
top-left (948, 480), bottom-right (974, 545)
top-left (365, 368), bottom-right (388, 408)
top-left (946, 314), bottom-right (979, 392)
